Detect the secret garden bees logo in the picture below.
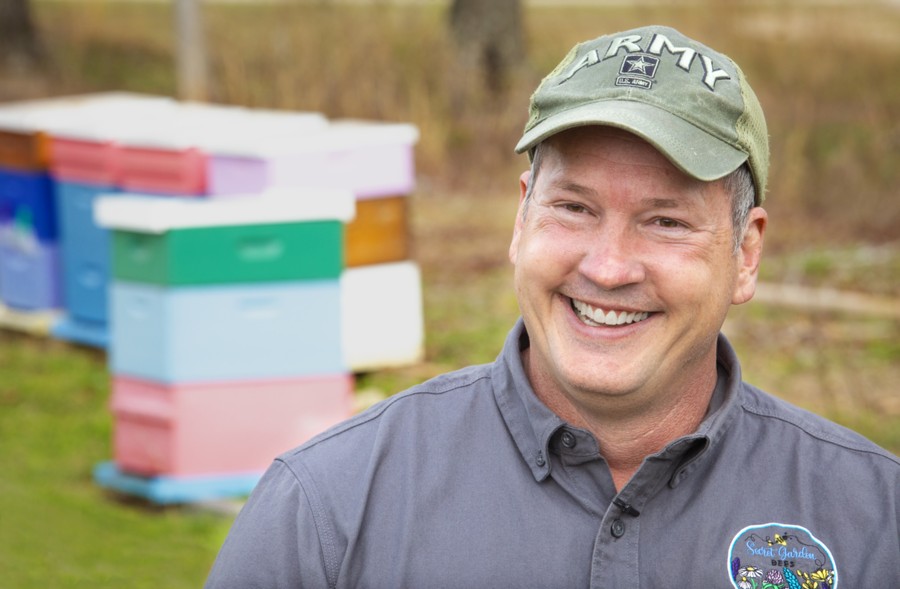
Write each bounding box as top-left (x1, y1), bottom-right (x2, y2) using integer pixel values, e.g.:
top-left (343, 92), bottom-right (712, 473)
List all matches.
top-left (727, 523), bottom-right (838, 588)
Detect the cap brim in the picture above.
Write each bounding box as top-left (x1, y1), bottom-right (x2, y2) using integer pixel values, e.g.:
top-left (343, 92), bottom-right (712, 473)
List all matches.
top-left (515, 100), bottom-right (748, 183)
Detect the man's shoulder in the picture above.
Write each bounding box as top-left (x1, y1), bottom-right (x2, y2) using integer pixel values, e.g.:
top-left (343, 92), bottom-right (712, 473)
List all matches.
top-left (737, 382), bottom-right (900, 468)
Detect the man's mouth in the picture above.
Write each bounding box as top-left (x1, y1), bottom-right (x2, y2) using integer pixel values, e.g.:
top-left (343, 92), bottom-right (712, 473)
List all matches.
top-left (571, 298), bottom-right (650, 327)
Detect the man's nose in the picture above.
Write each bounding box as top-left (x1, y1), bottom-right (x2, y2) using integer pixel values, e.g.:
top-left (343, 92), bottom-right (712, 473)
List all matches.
top-left (577, 223), bottom-right (646, 290)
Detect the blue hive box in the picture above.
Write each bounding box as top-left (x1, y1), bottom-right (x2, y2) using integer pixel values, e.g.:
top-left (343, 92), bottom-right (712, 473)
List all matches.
top-left (55, 181), bottom-right (119, 323)
top-left (0, 167), bottom-right (56, 242)
top-left (109, 280), bottom-right (346, 384)
top-left (0, 237), bottom-right (61, 310)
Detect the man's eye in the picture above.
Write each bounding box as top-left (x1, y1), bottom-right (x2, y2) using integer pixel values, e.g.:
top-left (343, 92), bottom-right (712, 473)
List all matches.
top-left (655, 217), bottom-right (683, 229)
top-left (562, 203), bottom-right (587, 214)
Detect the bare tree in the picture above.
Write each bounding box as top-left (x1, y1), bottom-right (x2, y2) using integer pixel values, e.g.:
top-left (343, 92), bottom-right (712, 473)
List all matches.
top-left (449, 0), bottom-right (525, 95)
top-left (174, 0), bottom-right (209, 101)
top-left (0, 0), bottom-right (43, 70)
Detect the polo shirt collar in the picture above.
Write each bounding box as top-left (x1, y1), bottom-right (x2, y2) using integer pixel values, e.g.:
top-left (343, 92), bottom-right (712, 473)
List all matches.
top-left (667, 333), bottom-right (744, 487)
top-left (491, 319), bottom-right (744, 485)
top-left (492, 319), bottom-right (565, 481)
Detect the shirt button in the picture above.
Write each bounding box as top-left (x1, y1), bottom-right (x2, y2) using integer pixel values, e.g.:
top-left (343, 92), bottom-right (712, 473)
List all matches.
top-left (560, 431), bottom-right (576, 449)
top-left (535, 451), bottom-right (546, 467)
top-left (610, 519), bottom-right (626, 538)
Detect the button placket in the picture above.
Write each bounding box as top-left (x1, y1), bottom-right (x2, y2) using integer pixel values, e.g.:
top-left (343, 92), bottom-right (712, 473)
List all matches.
top-left (590, 511), bottom-right (641, 588)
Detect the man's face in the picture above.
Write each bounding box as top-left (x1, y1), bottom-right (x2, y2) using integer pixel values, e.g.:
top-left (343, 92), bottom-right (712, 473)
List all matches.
top-left (509, 126), bottom-right (765, 412)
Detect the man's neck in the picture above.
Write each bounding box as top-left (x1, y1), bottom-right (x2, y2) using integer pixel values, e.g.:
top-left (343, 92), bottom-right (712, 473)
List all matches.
top-left (522, 348), bottom-right (716, 491)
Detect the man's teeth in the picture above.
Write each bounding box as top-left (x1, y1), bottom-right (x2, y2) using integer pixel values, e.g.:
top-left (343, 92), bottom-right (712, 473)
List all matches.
top-left (572, 299), bottom-right (649, 326)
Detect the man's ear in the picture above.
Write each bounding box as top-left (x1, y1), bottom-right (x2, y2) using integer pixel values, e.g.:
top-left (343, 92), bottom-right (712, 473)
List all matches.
top-left (732, 207), bottom-right (768, 305)
top-left (509, 170), bottom-right (531, 264)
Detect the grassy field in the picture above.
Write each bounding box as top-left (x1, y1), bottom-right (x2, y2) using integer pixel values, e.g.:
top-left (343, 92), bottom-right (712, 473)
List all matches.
top-left (1, 0), bottom-right (898, 587)
top-left (0, 332), bottom-right (233, 588)
top-left (2, 191), bottom-right (897, 588)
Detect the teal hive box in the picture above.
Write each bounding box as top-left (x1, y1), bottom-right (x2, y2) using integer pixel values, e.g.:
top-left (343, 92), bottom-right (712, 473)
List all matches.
top-left (111, 220), bottom-right (343, 285)
top-left (95, 188), bottom-right (355, 286)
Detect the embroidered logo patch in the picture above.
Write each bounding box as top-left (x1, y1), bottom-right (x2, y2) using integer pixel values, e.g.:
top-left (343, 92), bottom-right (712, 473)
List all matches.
top-left (616, 54), bottom-right (659, 89)
top-left (727, 523), bottom-right (838, 588)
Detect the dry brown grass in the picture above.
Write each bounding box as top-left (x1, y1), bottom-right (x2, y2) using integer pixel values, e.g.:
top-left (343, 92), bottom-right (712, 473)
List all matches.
top-left (3, 1), bottom-right (898, 449)
top-left (12, 0), bottom-right (897, 249)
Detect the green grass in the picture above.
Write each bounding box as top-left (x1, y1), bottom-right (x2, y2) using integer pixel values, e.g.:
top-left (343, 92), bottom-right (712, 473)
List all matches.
top-left (0, 333), bottom-right (231, 588)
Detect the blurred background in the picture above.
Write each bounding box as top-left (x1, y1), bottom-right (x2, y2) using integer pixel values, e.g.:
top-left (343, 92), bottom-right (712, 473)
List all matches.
top-left (0, 0), bottom-right (897, 586)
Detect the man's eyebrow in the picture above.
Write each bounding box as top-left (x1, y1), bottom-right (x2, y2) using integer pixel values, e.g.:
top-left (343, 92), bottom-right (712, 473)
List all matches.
top-left (641, 197), bottom-right (684, 209)
top-left (546, 179), bottom-right (597, 198)
top-left (543, 183), bottom-right (697, 209)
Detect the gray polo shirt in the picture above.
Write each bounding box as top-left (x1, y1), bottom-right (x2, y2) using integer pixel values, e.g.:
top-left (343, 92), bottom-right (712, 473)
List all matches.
top-left (206, 320), bottom-right (899, 588)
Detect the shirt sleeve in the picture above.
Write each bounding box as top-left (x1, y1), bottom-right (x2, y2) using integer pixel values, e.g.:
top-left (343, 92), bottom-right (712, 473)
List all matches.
top-left (204, 459), bottom-right (331, 589)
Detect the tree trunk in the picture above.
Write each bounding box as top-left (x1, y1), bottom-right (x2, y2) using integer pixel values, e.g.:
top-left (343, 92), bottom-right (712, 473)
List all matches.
top-left (449, 0), bottom-right (524, 95)
top-left (174, 0), bottom-right (209, 101)
top-left (0, 0), bottom-right (43, 69)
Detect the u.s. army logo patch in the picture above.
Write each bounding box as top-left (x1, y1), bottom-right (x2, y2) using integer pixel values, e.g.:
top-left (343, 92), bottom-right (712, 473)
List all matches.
top-left (616, 53), bottom-right (659, 89)
top-left (727, 523), bottom-right (838, 588)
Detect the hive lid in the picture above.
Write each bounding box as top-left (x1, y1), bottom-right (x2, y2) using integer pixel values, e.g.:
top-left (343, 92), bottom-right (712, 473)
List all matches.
top-left (110, 103), bottom-right (328, 150)
top-left (209, 119), bottom-right (420, 158)
top-left (44, 99), bottom-right (326, 150)
top-left (94, 188), bottom-right (356, 233)
top-left (0, 92), bottom-right (173, 135)
top-left (47, 96), bottom-right (179, 142)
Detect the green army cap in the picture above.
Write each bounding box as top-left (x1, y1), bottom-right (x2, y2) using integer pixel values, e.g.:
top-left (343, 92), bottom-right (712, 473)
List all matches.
top-left (516, 25), bottom-right (769, 204)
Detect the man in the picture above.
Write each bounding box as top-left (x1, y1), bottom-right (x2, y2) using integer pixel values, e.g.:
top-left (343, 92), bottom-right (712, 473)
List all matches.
top-left (206, 25), bottom-right (899, 588)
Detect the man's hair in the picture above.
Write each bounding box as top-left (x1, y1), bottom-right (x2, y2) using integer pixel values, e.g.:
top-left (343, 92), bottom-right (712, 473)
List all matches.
top-left (721, 163), bottom-right (756, 253)
top-left (522, 141), bottom-right (756, 254)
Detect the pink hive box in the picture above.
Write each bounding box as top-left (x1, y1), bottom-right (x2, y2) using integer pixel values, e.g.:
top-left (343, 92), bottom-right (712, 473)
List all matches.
top-left (111, 374), bottom-right (354, 477)
top-left (207, 120), bottom-right (419, 199)
top-left (50, 137), bottom-right (120, 185)
top-left (117, 145), bottom-right (208, 195)
top-left (44, 94), bottom-right (178, 185)
top-left (116, 104), bottom-right (328, 196)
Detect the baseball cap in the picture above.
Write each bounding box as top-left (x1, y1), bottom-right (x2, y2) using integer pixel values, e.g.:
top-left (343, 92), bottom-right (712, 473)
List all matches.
top-left (515, 25), bottom-right (769, 203)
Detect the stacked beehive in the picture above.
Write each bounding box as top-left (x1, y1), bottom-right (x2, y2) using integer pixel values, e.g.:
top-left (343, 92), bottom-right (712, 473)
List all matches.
top-left (90, 101), bottom-right (423, 502)
top-left (0, 93), bottom-right (425, 503)
top-left (93, 191), bottom-right (357, 503)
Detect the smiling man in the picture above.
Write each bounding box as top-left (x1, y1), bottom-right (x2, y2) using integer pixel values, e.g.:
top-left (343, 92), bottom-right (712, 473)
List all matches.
top-left (509, 125), bottom-right (766, 492)
top-left (206, 26), bottom-right (899, 588)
